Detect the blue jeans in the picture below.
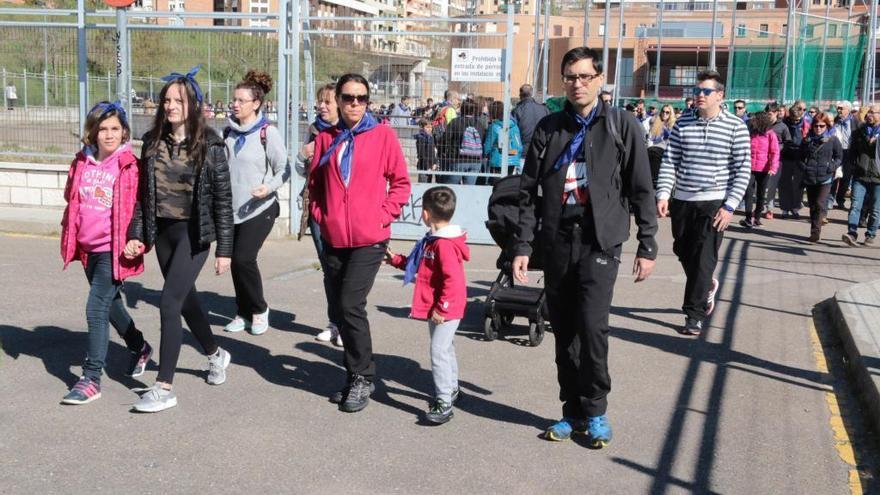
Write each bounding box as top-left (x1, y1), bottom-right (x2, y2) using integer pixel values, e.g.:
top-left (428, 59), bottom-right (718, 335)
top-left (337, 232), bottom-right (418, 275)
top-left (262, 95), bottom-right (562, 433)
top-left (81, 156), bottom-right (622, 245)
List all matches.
top-left (848, 179), bottom-right (880, 237)
top-left (82, 252), bottom-right (144, 381)
top-left (457, 161), bottom-right (482, 185)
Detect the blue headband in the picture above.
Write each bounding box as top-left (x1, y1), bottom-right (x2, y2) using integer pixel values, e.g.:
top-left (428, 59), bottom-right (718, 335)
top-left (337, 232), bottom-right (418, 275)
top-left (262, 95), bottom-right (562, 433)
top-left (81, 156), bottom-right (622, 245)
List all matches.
top-left (88, 100), bottom-right (128, 128)
top-left (161, 65), bottom-right (204, 104)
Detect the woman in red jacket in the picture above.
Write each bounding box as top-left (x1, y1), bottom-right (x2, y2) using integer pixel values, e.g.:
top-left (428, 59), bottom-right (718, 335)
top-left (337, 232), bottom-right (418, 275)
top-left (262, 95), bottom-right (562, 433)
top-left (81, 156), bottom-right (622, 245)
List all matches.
top-left (308, 73), bottom-right (411, 413)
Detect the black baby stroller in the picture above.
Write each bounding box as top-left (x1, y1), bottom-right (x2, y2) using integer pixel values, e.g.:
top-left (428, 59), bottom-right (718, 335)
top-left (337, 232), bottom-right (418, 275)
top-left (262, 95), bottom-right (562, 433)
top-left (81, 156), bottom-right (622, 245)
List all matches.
top-left (482, 175), bottom-right (550, 347)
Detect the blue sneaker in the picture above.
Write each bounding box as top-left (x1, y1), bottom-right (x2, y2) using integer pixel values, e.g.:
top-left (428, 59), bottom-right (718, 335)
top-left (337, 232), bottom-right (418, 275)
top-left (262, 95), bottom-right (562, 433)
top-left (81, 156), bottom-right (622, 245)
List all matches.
top-left (544, 417), bottom-right (587, 442)
top-left (587, 414), bottom-right (613, 448)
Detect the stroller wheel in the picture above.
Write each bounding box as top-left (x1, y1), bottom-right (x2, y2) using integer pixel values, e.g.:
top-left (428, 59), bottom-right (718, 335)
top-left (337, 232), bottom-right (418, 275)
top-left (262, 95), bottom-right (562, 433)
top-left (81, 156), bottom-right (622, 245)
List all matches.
top-left (528, 320), bottom-right (545, 347)
top-left (484, 316), bottom-right (498, 341)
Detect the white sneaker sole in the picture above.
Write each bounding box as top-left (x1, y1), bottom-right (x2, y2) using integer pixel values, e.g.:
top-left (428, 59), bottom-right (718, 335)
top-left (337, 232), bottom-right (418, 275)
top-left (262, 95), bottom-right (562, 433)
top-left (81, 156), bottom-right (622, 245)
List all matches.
top-left (248, 324), bottom-right (269, 335)
top-left (61, 392), bottom-right (102, 405)
top-left (316, 331), bottom-right (334, 342)
top-left (224, 322), bottom-right (248, 333)
top-left (132, 396), bottom-right (178, 413)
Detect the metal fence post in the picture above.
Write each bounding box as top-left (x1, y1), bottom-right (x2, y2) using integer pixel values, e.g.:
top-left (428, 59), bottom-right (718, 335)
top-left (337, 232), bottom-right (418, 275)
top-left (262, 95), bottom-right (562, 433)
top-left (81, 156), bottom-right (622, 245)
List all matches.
top-left (655, 0), bottom-right (664, 99)
top-left (23, 70), bottom-right (28, 111)
top-left (78, 0), bottom-right (87, 133)
top-left (43, 70), bottom-right (49, 110)
top-left (116, 7), bottom-right (130, 114)
top-left (2, 68), bottom-right (6, 110)
top-left (107, 72), bottom-right (112, 101)
top-left (290, 0), bottom-right (302, 236)
top-left (500, 1), bottom-right (514, 176)
top-left (612, 1), bottom-right (624, 106)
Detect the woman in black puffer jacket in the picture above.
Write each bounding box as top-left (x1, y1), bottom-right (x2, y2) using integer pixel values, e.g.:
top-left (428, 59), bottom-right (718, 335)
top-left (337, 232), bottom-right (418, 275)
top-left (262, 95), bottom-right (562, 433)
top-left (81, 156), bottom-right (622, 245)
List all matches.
top-left (800, 111), bottom-right (842, 243)
top-left (124, 67), bottom-right (234, 413)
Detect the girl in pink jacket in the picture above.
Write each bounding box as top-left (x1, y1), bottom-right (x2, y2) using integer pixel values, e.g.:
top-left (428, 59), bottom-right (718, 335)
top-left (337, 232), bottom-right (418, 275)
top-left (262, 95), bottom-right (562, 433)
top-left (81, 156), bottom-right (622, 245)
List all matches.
top-left (387, 187), bottom-right (470, 425)
top-left (59, 101), bottom-right (153, 405)
top-left (740, 111), bottom-right (780, 228)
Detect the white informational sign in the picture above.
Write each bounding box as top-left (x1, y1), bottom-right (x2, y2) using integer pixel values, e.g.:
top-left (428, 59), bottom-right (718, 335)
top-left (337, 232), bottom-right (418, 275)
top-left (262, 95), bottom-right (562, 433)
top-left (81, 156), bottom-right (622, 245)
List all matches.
top-left (391, 184), bottom-right (494, 245)
top-left (450, 49), bottom-right (504, 82)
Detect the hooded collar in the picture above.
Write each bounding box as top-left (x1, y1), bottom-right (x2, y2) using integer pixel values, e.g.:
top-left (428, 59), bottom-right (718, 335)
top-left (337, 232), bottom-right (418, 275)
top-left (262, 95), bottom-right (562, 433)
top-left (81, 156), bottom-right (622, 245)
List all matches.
top-left (227, 111), bottom-right (266, 133)
top-left (432, 224), bottom-right (465, 239)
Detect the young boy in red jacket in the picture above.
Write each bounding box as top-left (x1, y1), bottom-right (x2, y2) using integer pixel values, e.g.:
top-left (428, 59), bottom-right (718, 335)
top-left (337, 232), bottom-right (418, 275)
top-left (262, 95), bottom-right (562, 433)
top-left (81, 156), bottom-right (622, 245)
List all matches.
top-left (387, 186), bottom-right (470, 424)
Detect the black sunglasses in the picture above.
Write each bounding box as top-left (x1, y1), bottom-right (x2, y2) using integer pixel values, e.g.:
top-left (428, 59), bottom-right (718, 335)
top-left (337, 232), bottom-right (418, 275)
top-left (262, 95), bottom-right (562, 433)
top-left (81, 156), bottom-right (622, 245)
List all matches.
top-left (340, 93), bottom-right (369, 105)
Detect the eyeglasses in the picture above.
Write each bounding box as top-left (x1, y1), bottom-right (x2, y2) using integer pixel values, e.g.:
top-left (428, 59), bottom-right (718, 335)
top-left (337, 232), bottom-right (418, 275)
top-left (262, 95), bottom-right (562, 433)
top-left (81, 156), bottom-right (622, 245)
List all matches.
top-left (562, 73), bottom-right (602, 85)
top-left (340, 93), bottom-right (369, 105)
top-left (232, 98), bottom-right (254, 105)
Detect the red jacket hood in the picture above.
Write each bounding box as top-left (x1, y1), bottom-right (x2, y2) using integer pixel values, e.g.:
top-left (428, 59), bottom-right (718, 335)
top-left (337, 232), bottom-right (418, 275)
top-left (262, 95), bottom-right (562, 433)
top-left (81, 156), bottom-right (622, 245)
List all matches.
top-left (431, 225), bottom-right (470, 262)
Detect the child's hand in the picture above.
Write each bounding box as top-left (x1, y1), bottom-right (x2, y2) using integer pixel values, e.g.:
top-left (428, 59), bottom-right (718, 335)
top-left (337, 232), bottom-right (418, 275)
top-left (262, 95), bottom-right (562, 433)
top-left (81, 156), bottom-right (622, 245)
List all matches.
top-left (430, 311), bottom-right (445, 324)
top-left (124, 240), bottom-right (144, 259)
top-left (384, 246), bottom-right (395, 264)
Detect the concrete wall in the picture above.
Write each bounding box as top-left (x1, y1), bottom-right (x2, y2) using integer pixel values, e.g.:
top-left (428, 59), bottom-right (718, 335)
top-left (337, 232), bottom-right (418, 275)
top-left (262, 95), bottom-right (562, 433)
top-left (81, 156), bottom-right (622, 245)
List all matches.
top-left (0, 161), bottom-right (293, 238)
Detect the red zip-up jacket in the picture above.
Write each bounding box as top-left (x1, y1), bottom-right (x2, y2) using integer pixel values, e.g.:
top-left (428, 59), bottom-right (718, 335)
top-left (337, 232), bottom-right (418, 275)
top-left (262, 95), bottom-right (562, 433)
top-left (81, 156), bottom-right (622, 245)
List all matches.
top-left (308, 124), bottom-right (411, 248)
top-left (60, 144), bottom-right (144, 281)
top-left (390, 226), bottom-right (470, 320)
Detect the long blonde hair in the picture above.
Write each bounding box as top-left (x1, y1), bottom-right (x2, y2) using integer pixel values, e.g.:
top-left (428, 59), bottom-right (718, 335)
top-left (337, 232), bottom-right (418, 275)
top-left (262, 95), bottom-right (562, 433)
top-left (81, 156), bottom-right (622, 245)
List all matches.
top-left (649, 104), bottom-right (676, 138)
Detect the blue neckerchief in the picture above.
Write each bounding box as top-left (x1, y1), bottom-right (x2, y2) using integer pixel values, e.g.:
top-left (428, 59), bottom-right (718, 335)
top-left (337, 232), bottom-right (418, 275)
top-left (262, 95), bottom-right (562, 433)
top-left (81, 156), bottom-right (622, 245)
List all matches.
top-left (88, 100), bottom-right (128, 129)
top-left (227, 114), bottom-right (268, 155)
top-left (403, 231), bottom-right (436, 285)
top-left (313, 116), bottom-right (333, 132)
top-left (866, 124), bottom-right (880, 139)
top-left (553, 105), bottom-right (599, 171)
top-left (318, 112), bottom-right (379, 183)
top-left (161, 65), bottom-right (204, 103)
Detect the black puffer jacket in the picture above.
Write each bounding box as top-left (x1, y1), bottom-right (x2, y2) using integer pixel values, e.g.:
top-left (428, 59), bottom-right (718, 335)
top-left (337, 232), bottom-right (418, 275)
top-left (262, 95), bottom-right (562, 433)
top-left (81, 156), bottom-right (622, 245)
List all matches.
top-left (799, 134), bottom-right (842, 186)
top-left (127, 130), bottom-right (234, 257)
top-left (850, 124), bottom-right (880, 184)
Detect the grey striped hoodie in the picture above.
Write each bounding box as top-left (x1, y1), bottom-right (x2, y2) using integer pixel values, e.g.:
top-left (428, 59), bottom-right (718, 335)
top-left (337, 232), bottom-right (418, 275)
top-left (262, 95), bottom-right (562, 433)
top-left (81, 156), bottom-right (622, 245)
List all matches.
top-left (655, 108), bottom-right (751, 210)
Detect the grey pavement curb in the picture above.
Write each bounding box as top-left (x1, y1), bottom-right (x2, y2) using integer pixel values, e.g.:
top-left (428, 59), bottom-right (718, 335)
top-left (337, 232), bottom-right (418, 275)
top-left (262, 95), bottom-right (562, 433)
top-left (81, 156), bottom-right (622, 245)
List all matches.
top-left (829, 281), bottom-right (880, 437)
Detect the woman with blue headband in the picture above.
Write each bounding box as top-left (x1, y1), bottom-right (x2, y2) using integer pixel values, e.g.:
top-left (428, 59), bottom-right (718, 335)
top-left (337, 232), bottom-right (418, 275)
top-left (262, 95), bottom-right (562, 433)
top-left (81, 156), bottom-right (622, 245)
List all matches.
top-left (59, 101), bottom-right (154, 405)
top-left (125, 66), bottom-right (234, 413)
top-left (222, 69), bottom-right (288, 336)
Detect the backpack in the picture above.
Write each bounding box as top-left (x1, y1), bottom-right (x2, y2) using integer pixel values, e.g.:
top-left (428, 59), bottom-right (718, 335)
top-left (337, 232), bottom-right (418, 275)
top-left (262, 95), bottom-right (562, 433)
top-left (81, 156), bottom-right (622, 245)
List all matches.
top-left (605, 107), bottom-right (628, 167)
top-left (459, 123), bottom-right (483, 158)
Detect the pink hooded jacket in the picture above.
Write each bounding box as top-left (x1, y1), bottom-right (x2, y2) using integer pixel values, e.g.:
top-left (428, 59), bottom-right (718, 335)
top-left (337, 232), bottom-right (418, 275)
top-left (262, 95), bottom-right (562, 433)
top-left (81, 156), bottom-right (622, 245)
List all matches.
top-left (60, 144), bottom-right (144, 281)
top-left (750, 130), bottom-right (780, 174)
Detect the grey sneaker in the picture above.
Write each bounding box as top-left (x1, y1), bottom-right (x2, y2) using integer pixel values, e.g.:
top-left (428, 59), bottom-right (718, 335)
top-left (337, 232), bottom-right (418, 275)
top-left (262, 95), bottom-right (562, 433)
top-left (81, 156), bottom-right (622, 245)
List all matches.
top-left (132, 384), bottom-right (177, 413)
top-left (340, 375), bottom-right (373, 413)
top-left (681, 317), bottom-right (703, 336)
top-left (330, 379), bottom-right (375, 404)
top-left (865, 236), bottom-right (877, 247)
top-left (206, 347), bottom-right (231, 385)
top-left (842, 233), bottom-right (858, 247)
top-left (425, 398), bottom-right (454, 424)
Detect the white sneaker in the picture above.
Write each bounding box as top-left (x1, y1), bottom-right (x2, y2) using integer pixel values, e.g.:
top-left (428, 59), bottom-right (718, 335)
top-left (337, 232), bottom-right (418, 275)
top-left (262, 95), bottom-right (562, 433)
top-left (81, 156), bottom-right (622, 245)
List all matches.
top-left (334, 333), bottom-right (344, 347)
top-left (132, 383), bottom-right (177, 413)
top-left (249, 309), bottom-right (269, 335)
top-left (224, 315), bottom-right (249, 333)
top-left (316, 323), bottom-right (338, 342)
top-left (206, 347), bottom-right (231, 385)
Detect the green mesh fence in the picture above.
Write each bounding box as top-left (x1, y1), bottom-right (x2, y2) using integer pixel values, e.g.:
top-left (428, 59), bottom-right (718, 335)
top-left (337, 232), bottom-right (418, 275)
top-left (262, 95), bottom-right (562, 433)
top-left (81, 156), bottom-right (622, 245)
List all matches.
top-left (728, 14), bottom-right (865, 104)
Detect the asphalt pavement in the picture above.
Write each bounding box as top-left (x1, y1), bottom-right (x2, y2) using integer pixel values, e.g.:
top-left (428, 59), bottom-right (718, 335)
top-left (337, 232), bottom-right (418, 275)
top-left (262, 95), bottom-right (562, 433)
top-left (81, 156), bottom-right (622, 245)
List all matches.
top-left (1, 208), bottom-right (878, 494)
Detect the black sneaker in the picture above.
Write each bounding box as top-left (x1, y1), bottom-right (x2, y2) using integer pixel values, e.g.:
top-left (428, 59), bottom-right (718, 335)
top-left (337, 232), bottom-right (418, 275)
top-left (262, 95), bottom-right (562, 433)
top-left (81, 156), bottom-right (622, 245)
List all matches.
top-left (842, 233), bottom-right (858, 247)
top-left (739, 218), bottom-right (753, 229)
top-left (426, 398), bottom-right (454, 424)
top-left (340, 375), bottom-right (373, 413)
top-left (680, 317), bottom-right (702, 336)
top-left (330, 379), bottom-right (376, 404)
top-left (127, 342), bottom-right (153, 378)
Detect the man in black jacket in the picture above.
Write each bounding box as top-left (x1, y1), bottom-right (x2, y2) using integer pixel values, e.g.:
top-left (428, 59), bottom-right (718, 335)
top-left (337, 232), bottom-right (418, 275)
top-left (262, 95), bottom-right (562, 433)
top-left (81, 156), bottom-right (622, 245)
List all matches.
top-left (512, 46), bottom-right (658, 448)
top-left (511, 84), bottom-right (550, 153)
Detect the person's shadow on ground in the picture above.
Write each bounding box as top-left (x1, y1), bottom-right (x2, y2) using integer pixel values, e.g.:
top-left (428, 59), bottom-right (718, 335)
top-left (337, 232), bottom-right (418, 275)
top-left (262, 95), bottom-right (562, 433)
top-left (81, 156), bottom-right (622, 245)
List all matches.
top-left (294, 340), bottom-right (553, 430)
top-left (122, 282), bottom-right (307, 336)
top-left (0, 325), bottom-right (150, 390)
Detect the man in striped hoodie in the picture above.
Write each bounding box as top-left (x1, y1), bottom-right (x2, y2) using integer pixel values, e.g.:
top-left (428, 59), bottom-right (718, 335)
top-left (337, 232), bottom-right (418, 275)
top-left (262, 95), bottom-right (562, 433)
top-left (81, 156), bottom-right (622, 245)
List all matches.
top-left (655, 70), bottom-right (751, 336)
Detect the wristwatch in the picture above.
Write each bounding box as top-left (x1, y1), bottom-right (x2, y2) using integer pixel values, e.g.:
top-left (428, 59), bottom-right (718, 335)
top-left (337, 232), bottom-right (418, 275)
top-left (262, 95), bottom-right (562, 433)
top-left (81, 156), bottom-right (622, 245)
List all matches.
top-left (721, 204), bottom-right (735, 213)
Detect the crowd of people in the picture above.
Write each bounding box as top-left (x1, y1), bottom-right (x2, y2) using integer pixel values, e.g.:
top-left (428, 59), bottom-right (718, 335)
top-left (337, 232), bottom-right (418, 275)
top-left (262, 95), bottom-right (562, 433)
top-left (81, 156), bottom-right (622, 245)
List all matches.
top-left (55, 45), bottom-right (880, 451)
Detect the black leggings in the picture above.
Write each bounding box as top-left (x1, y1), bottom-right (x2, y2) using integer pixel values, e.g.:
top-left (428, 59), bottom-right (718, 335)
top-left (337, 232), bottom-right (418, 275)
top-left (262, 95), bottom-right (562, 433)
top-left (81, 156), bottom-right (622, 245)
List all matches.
top-left (155, 218), bottom-right (218, 384)
top-left (231, 201), bottom-right (279, 316)
top-left (744, 171), bottom-right (771, 218)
